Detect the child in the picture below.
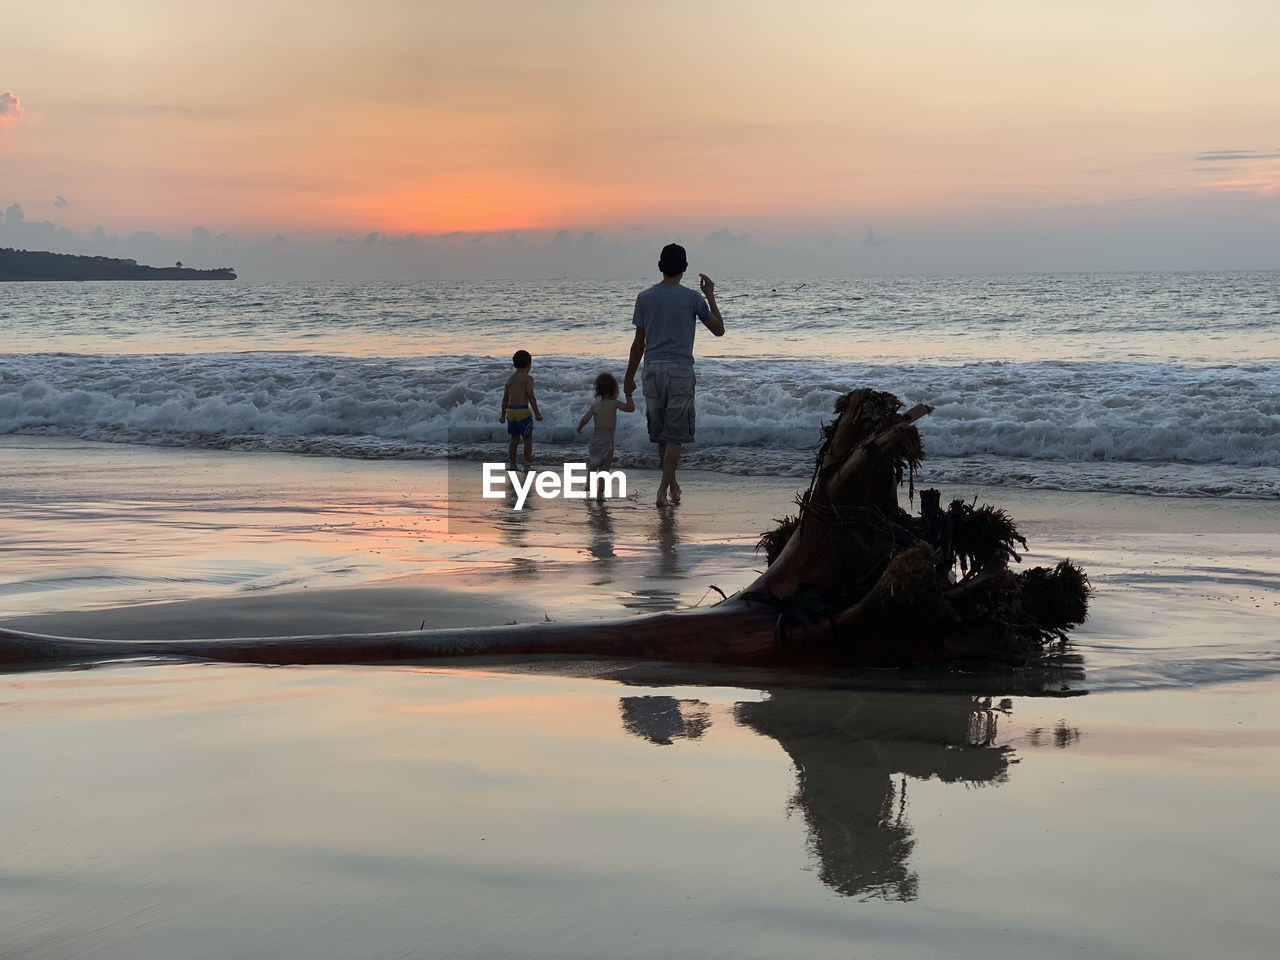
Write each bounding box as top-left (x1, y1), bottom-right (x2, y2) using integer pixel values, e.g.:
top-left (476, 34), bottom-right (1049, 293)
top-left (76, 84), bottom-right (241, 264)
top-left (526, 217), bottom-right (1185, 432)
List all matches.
top-left (500, 350), bottom-right (543, 470)
top-left (577, 372), bottom-right (635, 497)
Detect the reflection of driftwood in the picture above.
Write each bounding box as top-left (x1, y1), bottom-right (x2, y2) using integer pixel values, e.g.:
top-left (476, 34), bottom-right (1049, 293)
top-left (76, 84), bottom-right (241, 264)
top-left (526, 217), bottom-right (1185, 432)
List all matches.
top-left (736, 691), bottom-right (1014, 900)
top-left (0, 389), bottom-right (1088, 670)
top-left (615, 688), bottom-right (1018, 901)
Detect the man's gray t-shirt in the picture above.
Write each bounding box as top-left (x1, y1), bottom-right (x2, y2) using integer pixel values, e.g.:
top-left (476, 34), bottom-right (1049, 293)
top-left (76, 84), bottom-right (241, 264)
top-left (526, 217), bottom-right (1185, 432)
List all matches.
top-left (633, 283), bottom-right (712, 365)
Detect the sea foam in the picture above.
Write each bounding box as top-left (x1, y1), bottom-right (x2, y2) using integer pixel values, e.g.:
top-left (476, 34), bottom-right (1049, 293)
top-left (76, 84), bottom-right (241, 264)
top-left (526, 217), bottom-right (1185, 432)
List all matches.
top-left (3, 351), bottom-right (1278, 497)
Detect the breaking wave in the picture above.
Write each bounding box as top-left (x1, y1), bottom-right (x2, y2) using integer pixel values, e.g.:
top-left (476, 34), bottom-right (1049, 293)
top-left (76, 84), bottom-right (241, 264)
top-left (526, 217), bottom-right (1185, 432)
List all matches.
top-left (3, 352), bottom-right (1278, 498)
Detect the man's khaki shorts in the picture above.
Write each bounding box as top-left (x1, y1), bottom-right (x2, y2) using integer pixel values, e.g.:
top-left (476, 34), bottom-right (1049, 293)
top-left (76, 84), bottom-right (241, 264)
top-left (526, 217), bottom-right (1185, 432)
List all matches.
top-left (642, 362), bottom-right (696, 445)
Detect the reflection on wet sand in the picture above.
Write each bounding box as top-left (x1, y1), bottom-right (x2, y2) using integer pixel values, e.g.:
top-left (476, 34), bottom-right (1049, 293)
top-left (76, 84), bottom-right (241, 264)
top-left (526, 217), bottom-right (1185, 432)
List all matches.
top-left (492, 491), bottom-right (541, 579)
top-left (585, 501), bottom-right (616, 565)
top-left (1025, 720), bottom-right (1083, 748)
top-left (737, 691), bottom-right (1011, 901)
top-left (646, 509), bottom-right (682, 577)
top-left (619, 696), bottom-right (711, 745)
top-left (493, 501), bottom-right (529, 543)
top-left (620, 688), bottom-right (1072, 901)
top-left (477, 494), bottom-right (698, 609)
top-left (613, 509), bottom-right (685, 612)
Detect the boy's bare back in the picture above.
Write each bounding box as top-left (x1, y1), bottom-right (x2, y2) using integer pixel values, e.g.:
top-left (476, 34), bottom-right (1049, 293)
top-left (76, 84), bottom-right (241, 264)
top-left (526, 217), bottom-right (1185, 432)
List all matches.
top-left (505, 369), bottom-right (534, 405)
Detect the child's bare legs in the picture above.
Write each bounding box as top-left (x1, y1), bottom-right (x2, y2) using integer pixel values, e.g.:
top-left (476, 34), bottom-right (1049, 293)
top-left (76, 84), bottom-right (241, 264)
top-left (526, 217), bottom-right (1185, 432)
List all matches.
top-left (594, 451), bottom-right (614, 502)
top-left (522, 434), bottom-right (533, 469)
top-left (507, 436), bottom-right (519, 468)
top-left (655, 441), bottom-right (682, 507)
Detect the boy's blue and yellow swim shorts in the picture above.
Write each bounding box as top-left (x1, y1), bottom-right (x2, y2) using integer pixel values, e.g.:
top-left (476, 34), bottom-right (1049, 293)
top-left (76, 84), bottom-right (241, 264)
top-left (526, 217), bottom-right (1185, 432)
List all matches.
top-left (505, 405), bottom-right (534, 438)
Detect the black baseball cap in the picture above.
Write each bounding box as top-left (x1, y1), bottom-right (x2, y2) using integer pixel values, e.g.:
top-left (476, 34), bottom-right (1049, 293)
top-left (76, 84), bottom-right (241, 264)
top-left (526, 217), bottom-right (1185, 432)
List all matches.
top-left (658, 243), bottom-right (688, 275)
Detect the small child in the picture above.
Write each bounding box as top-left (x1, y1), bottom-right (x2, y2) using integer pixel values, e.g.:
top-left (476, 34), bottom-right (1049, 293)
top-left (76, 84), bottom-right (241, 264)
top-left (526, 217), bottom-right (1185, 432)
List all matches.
top-left (500, 350), bottom-right (543, 470)
top-left (577, 373), bottom-right (635, 496)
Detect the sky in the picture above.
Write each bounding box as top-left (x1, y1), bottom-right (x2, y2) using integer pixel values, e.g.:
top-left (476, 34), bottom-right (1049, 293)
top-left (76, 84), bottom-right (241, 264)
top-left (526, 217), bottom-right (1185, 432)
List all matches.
top-left (2, 0), bottom-right (1279, 278)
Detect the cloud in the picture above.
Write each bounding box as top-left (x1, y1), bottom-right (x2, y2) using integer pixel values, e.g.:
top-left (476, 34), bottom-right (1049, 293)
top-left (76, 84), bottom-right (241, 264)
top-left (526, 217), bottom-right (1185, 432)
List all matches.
top-left (1195, 149), bottom-right (1280, 163)
top-left (60, 101), bottom-right (235, 120)
top-left (1194, 149), bottom-right (1280, 196)
top-left (0, 202), bottom-right (78, 250)
top-left (704, 227), bottom-right (750, 247)
top-left (54, 196), bottom-right (68, 209)
top-left (0, 90), bottom-right (21, 123)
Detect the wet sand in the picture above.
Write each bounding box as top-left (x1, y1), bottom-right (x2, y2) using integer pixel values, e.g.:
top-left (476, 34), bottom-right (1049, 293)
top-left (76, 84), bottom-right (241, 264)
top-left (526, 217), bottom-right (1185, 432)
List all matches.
top-left (3, 437), bottom-right (1280, 958)
top-left (4, 663), bottom-right (1279, 959)
top-left (4, 436), bottom-right (1277, 649)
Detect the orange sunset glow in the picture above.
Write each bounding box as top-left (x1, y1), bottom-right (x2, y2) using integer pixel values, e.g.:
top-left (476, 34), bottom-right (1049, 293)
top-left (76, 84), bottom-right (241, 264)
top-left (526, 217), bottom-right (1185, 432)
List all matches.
top-left (3, 0), bottom-right (1279, 277)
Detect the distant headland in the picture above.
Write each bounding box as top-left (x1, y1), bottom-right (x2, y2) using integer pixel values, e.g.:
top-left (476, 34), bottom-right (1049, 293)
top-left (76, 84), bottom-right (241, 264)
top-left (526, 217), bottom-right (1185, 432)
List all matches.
top-left (0, 247), bottom-right (237, 281)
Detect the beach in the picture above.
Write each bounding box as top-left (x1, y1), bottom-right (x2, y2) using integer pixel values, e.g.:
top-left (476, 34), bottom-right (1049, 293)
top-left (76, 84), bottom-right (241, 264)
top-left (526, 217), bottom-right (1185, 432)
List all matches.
top-left (3, 273), bottom-right (1279, 957)
top-left (3, 434), bottom-right (1280, 957)
top-left (0, 435), bottom-right (798, 638)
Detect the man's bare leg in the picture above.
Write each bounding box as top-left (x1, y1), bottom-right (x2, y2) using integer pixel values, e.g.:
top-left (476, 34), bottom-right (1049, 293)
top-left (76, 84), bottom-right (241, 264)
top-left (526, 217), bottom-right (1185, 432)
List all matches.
top-left (655, 442), bottom-right (667, 505)
top-left (656, 441), bottom-right (682, 507)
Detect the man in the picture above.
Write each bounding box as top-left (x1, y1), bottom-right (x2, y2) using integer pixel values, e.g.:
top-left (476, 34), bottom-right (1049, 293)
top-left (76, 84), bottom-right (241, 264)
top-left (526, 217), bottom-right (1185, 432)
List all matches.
top-left (624, 242), bottom-right (725, 507)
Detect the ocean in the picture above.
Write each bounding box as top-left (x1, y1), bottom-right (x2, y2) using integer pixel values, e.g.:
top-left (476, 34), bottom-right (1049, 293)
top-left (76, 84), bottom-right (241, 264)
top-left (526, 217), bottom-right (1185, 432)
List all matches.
top-left (4, 271), bottom-right (1278, 498)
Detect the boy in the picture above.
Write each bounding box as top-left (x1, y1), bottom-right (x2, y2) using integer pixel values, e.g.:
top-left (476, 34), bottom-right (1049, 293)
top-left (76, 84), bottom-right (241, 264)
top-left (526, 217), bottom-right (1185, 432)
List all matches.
top-left (500, 349), bottom-right (542, 470)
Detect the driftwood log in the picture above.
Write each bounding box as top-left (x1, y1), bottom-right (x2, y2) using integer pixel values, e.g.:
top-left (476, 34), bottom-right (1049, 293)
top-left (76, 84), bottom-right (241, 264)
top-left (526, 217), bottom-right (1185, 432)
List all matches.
top-left (0, 390), bottom-right (1089, 670)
